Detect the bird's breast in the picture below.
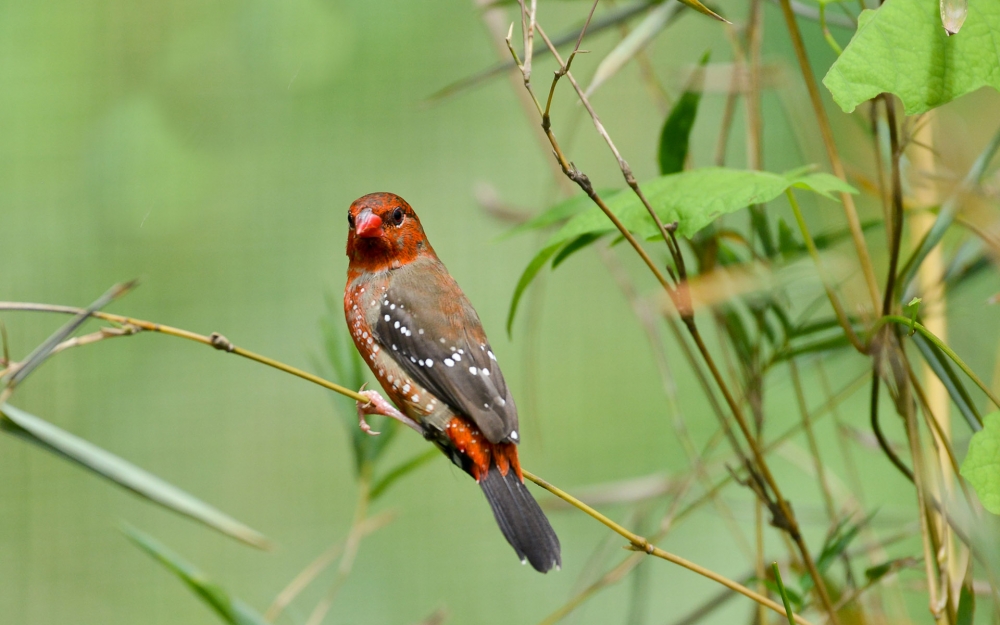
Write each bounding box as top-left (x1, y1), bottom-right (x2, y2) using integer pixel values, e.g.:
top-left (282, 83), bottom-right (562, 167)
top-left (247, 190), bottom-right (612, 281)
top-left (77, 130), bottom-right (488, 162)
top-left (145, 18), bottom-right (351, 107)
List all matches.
top-left (344, 272), bottom-right (452, 432)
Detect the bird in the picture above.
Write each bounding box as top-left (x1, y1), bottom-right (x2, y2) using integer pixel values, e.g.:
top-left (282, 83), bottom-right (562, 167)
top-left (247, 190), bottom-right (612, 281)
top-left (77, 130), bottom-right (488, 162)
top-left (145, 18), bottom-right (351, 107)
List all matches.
top-left (343, 192), bottom-right (561, 573)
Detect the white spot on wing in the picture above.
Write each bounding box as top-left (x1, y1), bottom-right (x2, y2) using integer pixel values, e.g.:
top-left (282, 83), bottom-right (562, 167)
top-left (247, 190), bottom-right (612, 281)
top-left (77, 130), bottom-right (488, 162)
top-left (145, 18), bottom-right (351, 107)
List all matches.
top-left (469, 366), bottom-right (477, 375)
top-left (444, 358), bottom-right (454, 367)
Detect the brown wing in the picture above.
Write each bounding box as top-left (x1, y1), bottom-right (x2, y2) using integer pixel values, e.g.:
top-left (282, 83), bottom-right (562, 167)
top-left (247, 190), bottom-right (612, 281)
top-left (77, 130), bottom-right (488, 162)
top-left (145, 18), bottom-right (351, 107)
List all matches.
top-left (372, 259), bottom-right (518, 444)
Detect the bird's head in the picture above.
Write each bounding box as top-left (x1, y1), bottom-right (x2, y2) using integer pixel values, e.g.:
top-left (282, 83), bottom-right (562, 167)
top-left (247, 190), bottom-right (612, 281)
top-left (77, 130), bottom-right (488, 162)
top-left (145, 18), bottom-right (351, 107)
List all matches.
top-left (346, 193), bottom-right (435, 272)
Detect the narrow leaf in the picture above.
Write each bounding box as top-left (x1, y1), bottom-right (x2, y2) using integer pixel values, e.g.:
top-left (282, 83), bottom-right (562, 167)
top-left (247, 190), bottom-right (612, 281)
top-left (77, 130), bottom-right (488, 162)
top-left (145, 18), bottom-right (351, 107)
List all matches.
top-left (912, 333), bottom-right (982, 432)
top-left (957, 558), bottom-right (975, 625)
top-left (501, 190), bottom-right (617, 239)
top-left (0, 403), bottom-right (270, 549)
top-left (551, 233), bottom-right (606, 269)
top-left (506, 242), bottom-right (563, 336)
top-left (4, 281), bottom-right (135, 387)
top-left (370, 447), bottom-right (439, 500)
top-left (585, 2), bottom-right (685, 98)
top-left (658, 51), bottom-right (710, 176)
top-left (771, 563), bottom-right (798, 625)
top-left (125, 526), bottom-right (269, 625)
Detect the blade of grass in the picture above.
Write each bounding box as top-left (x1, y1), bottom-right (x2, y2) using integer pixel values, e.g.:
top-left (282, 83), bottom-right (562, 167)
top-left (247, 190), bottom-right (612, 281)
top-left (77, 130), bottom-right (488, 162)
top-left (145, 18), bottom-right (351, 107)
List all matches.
top-left (125, 525), bottom-right (269, 625)
top-left (773, 562), bottom-right (799, 625)
top-left (0, 403), bottom-right (270, 549)
top-left (3, 281), bottom-right (135, 389)
top-left (370, 448), bottom-right (439, 500)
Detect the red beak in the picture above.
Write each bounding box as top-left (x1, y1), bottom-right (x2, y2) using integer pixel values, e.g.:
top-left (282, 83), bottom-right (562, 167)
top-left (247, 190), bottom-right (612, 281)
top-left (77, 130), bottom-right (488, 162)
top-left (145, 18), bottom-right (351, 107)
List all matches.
top-left (355, 209), bottom-right (383, 238)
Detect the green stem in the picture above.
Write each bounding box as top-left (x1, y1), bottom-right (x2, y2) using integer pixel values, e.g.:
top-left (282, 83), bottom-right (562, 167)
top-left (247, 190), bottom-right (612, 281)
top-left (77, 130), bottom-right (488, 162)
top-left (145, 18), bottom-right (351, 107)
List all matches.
top-left (869, 316), bottom-right (1000, 410)
top-left (772, 562), bottom-right (798, 625)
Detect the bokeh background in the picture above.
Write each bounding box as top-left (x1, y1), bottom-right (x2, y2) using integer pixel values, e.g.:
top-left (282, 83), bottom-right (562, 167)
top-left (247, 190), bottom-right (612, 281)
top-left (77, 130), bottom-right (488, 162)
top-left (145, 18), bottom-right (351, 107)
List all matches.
top-left (2, 1), bottom-right (999, 624)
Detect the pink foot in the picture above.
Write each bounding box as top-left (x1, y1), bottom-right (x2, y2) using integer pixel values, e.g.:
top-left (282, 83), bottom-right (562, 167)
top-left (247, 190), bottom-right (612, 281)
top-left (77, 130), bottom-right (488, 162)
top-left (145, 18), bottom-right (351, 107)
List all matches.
top-left (356, 390), bottom-right (422, 435)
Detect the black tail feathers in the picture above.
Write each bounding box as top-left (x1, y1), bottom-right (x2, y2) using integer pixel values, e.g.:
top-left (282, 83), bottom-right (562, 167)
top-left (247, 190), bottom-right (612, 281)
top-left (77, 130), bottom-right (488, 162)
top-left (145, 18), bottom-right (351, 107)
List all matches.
top-left (479, 465), bottom-right (561, 573)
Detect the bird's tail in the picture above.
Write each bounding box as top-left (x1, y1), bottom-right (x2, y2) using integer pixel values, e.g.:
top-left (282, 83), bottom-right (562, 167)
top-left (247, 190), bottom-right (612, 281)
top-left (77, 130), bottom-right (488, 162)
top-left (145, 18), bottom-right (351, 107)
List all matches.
top-left (479, 464), bottom-right (561, 573)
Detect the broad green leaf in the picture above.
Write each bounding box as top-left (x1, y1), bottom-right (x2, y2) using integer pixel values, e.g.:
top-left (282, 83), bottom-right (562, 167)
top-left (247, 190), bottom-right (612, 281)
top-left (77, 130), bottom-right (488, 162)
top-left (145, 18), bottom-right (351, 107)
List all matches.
top-left (125, 526), bottom-right (269, 625)
top-left (961, 411), bottom-right (1000, 514)
top-left (550, 168), bottom-right (856, 243)
top-left (0, 403), bottom-right (270, 549)
top-left (506, 168), bottom-right (857, 330)
top-left (823, 0), bottom-right (1000, 114)
top-left (658, 51), bottom-right (710, 176)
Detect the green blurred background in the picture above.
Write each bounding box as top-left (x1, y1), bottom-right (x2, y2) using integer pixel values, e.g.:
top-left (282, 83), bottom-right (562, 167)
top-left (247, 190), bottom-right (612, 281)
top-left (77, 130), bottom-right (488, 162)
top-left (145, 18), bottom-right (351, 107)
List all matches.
top-left (2, 1), bottom-right (998, 623)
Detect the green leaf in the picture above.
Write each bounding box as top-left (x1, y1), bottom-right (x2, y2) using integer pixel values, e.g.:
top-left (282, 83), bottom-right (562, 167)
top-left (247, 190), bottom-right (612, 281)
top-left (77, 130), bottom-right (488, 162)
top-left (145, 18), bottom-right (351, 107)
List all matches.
top-left (658, 51), bottom-right (710, 176)
top-left (801, 511), bottom-right (873, 594)
top-left (957, 560), bottom-right (975, 625)
top-left (506, 242), bottom-right (562, 336)
top-left (550, 168), bottom-right (856, 243)
top-left (961, 411), bottom-right (1000, 514)
top-left (823, 0), bottom-right (1000, 114)
top-left (864, 557), bottom-right (917, 582)
top-left (3, 281), bottom-right (135, 388)
top-left (771, 563), bottom-right (800, 625)
top-left (501, 190), bottom-right (618, 239)
top-left (125, 526), bottom-right (269, 625)
top-left (370, 447), bottom-right (439, 501)
top-left (551, 233), bottom-right (606, 269)
top-left (585, 2), bottom-right (685, 98)
top-left (506, 167), bottom-right (857, 331)
top-left (0, 403), bottom-right (270, 549)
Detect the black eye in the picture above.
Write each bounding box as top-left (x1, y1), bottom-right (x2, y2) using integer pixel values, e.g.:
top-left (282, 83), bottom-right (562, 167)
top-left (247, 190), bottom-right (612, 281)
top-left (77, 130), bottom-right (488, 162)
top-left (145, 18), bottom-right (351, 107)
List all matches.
top-left (391, 207), bottom-right (404, 225)
top-left (348, 212), bottom-right (355, 229)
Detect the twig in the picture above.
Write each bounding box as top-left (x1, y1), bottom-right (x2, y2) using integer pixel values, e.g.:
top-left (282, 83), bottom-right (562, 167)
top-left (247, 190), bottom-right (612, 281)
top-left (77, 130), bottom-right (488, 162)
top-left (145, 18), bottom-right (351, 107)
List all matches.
top-left (523, 470), bottom-right (816, 625)
top-left (264, 510), bottom-right (396, 622)
top-left (777, 0), bottom-right (881, 312)
top-left (0, 302), bottom-right (370, 403)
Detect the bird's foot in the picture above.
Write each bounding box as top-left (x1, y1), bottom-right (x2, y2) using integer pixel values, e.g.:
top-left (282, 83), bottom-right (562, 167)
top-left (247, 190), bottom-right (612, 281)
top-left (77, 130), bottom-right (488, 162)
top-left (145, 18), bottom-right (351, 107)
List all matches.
top-left (356, 390), bottom-right (423, 435)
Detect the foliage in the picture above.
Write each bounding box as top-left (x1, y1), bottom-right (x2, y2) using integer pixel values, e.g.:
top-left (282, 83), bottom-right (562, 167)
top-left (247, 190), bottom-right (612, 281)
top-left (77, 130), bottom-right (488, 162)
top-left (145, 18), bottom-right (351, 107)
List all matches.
top-left (125, 526), bottom-right (270, 625)
top-left (824, 0), bottom-right (1000, 114)
top-left (961, 411), bottom-right (1000, 514)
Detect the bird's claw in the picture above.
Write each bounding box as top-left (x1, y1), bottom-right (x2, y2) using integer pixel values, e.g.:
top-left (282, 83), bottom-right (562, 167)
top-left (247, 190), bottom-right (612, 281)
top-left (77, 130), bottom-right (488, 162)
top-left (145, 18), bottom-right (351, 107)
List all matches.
top-left (355, 389), bottom-right (423, 435)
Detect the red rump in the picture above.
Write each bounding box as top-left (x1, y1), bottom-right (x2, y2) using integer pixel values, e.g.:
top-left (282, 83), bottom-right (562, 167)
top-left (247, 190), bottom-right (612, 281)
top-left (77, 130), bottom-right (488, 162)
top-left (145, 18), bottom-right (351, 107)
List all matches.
top-left (446, 416), bottom-right (522, 483)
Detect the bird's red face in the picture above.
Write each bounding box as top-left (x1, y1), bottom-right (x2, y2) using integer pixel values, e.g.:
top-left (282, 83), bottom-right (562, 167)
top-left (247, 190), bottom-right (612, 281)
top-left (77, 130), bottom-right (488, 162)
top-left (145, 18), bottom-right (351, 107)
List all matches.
top-left (346, 193), bottom-right (433, 273)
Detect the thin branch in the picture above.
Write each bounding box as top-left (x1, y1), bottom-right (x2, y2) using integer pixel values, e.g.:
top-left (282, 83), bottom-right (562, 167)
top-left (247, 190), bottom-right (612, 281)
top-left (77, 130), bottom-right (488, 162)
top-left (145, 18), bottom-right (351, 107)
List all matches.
top-left (0, 302), bottom-right (370, 403)
top-left (523, 470), bottom-right (816, 625)
top-left (777, 0), bottom-right (881, 311)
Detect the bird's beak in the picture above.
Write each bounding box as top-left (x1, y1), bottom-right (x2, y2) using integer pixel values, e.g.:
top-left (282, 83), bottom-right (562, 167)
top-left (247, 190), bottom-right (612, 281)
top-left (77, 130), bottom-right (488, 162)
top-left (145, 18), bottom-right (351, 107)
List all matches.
top-left (355, 209), bottom-right (383, 238)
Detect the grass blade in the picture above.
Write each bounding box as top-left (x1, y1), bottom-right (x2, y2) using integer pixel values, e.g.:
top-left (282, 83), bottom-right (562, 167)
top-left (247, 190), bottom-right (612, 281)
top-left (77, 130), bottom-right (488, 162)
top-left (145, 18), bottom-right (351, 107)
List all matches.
top-left (584, 2), bottom-right (685, 98)
top-left (3, 281), bottom-right (135, 388)
top-left (125, 526), bottom-right (269, 625)
top-left (370, 447), bottom-right (440, 500)
top-left (0, 403), bottom-right (270, 549)
top-left (771, 562), bottom-right (797, 625)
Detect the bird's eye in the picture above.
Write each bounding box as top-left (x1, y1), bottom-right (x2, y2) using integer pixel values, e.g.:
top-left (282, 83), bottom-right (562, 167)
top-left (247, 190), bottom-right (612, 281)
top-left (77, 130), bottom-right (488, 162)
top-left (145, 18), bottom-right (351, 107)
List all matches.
top-left (348, 212), bottom-right (355, 229)
top-left (391, 207), bottom-right (404, 225)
